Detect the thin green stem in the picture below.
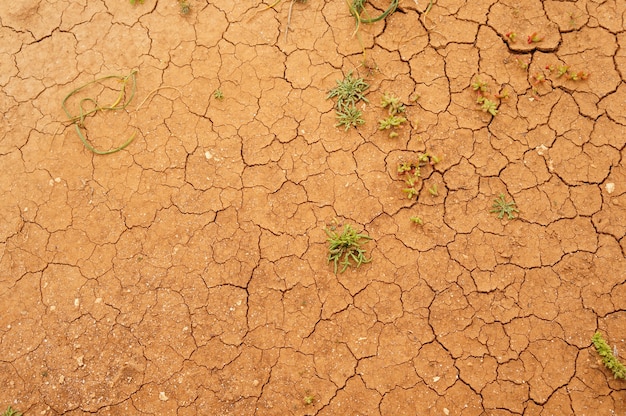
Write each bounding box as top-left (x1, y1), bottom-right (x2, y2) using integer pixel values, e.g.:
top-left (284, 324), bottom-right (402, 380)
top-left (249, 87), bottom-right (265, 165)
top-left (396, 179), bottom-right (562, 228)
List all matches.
top-left (62, 70), bottom-right (138, 155)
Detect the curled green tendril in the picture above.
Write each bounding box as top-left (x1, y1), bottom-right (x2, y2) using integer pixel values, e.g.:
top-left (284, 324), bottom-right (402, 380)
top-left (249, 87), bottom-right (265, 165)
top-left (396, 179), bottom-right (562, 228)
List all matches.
top-left (62, 70), bottom-right (138, 155)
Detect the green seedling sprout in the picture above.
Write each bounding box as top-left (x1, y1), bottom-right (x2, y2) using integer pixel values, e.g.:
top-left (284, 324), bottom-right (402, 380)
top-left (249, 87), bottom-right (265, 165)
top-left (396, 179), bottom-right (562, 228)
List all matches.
top-left (428, 183), bottom-right (438, 196)
top-left (557, 65), bottom-right (569, 78)
top-left (213, 89), bottom-right (224, 100)
top-left (490, 193), bottom-right (519, 219)
top-left (471, 78), bottom-right (489, 93)
top-left (380, 92), bottom-right (406, 115)
top-left (592, 332), bottom-right (626, 379)
top-left (379, 115), bottom-right (407, 131)
top-left (325, 224), bottom-right (372, 273)
top-left (505, 31), bottom-right (517, 43)
top-left (527, 32), bottom-right (544, 44)
top-left (129, 0), bottom-right (144, 4)
top-left (396, 153), bottom-right (439, 200)
top-left (515, 58), bottom-right (530, 71)
top-left (2, 407), bottom-right (22, 416)
top-left (303, 394), bottom-right (315, 406)
top-left (410, 216), bottom-right (423, 225)
top-left (476, 96), bottom-right (498, 116)
top-left (179, 0), bottom-right (191, 14)
top-left (566, 70), bottom-right (590, 81)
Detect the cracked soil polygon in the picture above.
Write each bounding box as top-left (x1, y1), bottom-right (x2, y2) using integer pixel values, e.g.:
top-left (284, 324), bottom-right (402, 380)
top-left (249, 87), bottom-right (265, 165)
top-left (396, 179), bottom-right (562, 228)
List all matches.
top-left (1, 0), bottom-right (626, 414)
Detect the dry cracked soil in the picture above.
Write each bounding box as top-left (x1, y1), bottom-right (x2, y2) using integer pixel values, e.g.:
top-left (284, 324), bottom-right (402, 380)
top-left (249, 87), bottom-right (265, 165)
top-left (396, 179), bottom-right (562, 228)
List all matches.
top-left (1, 0), bottom-right (626, 414)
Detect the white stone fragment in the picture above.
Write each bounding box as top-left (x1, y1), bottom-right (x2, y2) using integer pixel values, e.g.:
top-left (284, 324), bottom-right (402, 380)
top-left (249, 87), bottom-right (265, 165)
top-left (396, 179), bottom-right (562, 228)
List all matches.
top-left (159, 391), bottom-right (169, 401)
top-left (606, 182), bottom-right (615, 194)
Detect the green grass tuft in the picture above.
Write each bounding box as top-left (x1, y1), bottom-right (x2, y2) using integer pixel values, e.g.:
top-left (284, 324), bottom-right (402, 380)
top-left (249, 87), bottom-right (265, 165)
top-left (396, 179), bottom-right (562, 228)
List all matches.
top-left (325, 224), bottom-right (372, 273)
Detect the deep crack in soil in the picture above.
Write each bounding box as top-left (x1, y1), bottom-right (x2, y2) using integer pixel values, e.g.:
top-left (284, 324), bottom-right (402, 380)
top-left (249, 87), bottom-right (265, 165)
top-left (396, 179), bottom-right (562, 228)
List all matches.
top-left (1, 0), bottom-right (626, 414)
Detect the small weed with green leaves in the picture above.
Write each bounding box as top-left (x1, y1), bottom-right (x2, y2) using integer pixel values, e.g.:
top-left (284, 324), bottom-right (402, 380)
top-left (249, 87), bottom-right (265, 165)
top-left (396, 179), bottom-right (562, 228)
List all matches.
top-left (335, 105), bottom-right (365, 130)
top-left (325, 224), bottom-right (372, 274)
top-left (397, 153), bottom-right (440, 200)
top-left (379, 115), bottom-right (407, 133)
top-left (471, 78), bottom-right (489, 94)
top-left (490, 193), bottom-right (519, 219)
top-left (410, 216), bottom-right (423, 225)
top-left (2, 407), bottom-right (22, 416)
top-left (379, 93), bottom-right (407, 137)
top-left (476, 96), bottom-right (499, 116)
top-left (428, 183), bottom-right (438, 196)
top-left (471, 77), bottom-right (504, 117)
top-left (380, 92), bottom-right (406, 115)
top-left (213, 89), bottom-right (224, 100)
top-left (592, 332), bottom-right (626, 379)
top-left (179, 0), bottom-right (191, 14)
top-left (327, 71), bottom-right (369, 111)
top-left (129, 0), bottom-right (144, 4)
top-left (303, 394), bottom-right (315, 406)
top-left (328, 71), bottom-right (369, 131)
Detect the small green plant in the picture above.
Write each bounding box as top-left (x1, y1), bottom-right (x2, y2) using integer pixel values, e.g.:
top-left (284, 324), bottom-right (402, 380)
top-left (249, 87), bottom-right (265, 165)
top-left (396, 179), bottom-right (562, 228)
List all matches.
top-left (527, 32), bottom-right (544, 44)
top-left (490, 193), bottom-right (519, 219)
top-left (476, 96), bottom-right (498, 116)
top-left (410, 216), bottom-right (423, 225)
top-left (592, 332), bottom-right (626, 379)
top-left (380, 92), bottom-right (406, 115)
top-left (129, 0), bottom-right (144, 4)
top-left (325, 224), bottom-right (372, 274)
top-left (349, 0), bottom-right (399, 33)
top-left (378, 93), bottom-right (407, 137)
top-left (328, 71), bottom-right (369, 131)
top-left (515, 58), bottom-right (530, 71)
top-left (545, 64), bottom-right (590, 81)
top-left (428, 183), bottom-right (438, 196)
top-left (471, 77), bottom-right (501, 117)
top-left (2, 407), bottom-right (22, 416)
top-left (179, 0), bottom-right (191, 14)
top-left (379, 115), bottom-right (407, 131)
top-left (327, 71), bottom-right (369, 111)
top-left (303, 394), bottom-right (315, 406)
top-left (335, 105), bottom-right (365, 130)
top-left (213, 89), bottom-right (224, 100)
top-left (471, 78), bottom-right (489, 94)
top-left (397, 153), bottom-right (439, 200)
top-left (504, 31), bottom-right (517, 43)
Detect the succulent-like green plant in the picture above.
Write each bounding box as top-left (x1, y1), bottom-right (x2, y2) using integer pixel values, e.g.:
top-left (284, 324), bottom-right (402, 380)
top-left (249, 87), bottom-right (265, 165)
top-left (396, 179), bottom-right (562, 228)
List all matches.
top-left (476, 96), bottom-right (498, 116)
top-left (379, 115), bottom-right (407, 131)
top-left (592, 332), bottom-right (626, 379)
top-left (490, 193), bottom-right (519, 219)
top-left (380, 92), bottom-right (406, 115)
top-left (325, 224), bottom-right (372, 273)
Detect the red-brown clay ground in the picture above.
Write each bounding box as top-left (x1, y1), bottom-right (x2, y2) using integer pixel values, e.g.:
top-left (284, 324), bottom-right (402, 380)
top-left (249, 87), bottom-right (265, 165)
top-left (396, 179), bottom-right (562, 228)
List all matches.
top-left (1, 0), bottom-right (626, 414)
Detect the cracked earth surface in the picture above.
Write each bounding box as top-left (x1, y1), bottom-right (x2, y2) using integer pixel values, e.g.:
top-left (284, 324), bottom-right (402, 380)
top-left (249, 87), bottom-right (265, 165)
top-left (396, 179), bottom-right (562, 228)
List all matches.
top-left (1, 0), bottom-right (626, 414)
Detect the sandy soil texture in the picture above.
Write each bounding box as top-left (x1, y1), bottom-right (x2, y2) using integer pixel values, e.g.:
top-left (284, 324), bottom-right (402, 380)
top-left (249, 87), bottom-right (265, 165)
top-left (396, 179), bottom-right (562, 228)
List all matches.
top-left (1, 0), bottom-right (626, 414)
